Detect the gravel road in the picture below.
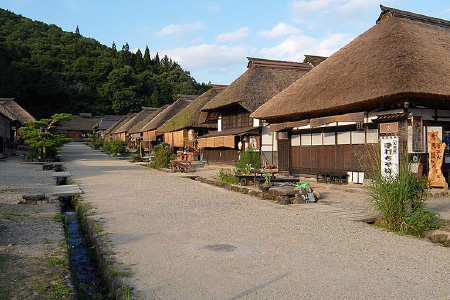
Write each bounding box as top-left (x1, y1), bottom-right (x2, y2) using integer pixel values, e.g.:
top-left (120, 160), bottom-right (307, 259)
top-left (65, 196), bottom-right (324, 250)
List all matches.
top-left (61, 143), bottom-right (450, 300)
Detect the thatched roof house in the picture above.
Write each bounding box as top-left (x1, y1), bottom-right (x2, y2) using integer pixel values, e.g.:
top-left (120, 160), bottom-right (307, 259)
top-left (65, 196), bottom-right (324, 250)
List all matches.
top-left (113, 107), bottom-right (157, 135)
top-left (252, 5), bottom-right (450, 122)
top-left (140, 96), bottom-right (196, 132)
top-left (129, 105), bottom-right (171, 134)
top-left (104, 114), bottom-right (135, 136)
top-left (58, 115), bottom-right (102, 133)
top-left (93, 115), bottom-right (125, 131)
top-left (157, 85), bottom-right (227, 133)
top-left (202, 58), bottom-right (312, 116)
top-left (0, 98), bottom-right (35, 125)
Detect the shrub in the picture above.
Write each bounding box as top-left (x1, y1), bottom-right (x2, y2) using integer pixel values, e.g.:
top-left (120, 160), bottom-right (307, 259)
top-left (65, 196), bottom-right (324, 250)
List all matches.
top-left (90, 136), bottom-right (104, 150)
top-left (131, 154), bottom-right (144, 162)
top-left (235, 150), bottom-right (261, 174)
top-left (218, 169), bottom-right (239, 184)
top-left (150, 143), bottom-right (175, 169)
top-left (104, 140), bottom-right (128, 156)
top-left (402, 208), bottom-right (440, 237)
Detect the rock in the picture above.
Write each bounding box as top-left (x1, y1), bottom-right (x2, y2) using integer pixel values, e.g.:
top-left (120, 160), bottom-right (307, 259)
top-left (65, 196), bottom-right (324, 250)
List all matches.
top-left (278, 196), bottom-right (291, 205)
top-left (292, 196), bottom-right (307, 204)
top-left (427, 230), bottom-right (450, 245)
top-left (43, 163), bottom-right (54, 170)
top-left (22, 194), bottom-right (45, 201)
top-left (7, 243), bottom-right (12, 247)
top-left (313, 190), bottom-right (321, 200)
top-left (268, 186), bottom-right (297, 196)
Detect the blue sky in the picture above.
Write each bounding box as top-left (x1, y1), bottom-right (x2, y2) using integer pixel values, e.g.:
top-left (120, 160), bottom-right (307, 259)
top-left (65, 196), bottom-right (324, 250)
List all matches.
top-left (2, 0), bottom-right (450, 84)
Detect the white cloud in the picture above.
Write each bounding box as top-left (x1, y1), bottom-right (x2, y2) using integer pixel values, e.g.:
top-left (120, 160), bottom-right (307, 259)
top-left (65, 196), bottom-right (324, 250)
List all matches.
top-left (290, 0), bottom-right (394, 22)
top-left (215, 27), bottom-right (249, 42)
top-left (155, 22), bottom-right (204, 37)
top-left (260, 33), bottom-right (354, 62)
top-left (258, 22), bottom-right (302, 38)
top-left (162, 44), bottom-right (247, 69)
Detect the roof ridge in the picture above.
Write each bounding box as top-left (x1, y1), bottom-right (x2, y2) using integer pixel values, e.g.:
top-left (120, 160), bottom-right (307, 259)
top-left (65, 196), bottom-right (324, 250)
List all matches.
top-left (247, 57), bottom-right (312, 70)
top-left (378, 5), bottom-right (450, 28)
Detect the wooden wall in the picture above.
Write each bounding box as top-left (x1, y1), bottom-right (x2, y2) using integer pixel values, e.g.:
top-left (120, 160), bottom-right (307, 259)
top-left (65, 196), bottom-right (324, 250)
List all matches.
top-left (203, 149), bottom-right (240, 164)
top-left (290, 144), bottom-right (374, 174)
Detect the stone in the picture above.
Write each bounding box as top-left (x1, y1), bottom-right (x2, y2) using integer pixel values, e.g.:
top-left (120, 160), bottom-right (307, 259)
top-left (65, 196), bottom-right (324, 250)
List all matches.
top-left (278, 196), bottom-right (291, 205)
top-left (268, 186), bottom-right (297, 196)
top-left (313, 190), bottom-right (321, 200)
top-left (292, 196), bottom-right (307, 204)
top-left (43, 163), bottom-right (54, 170)
top-left (22, 194), bottom-right (45, 201)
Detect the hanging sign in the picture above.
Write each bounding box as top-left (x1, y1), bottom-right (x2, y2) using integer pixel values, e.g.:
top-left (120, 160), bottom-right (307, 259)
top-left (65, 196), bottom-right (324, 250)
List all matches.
top-left (428, 131), bottom-right (448, 189)
top-left (412, 116), bottom-right (424, 152)
top-left (379, 122), bottom-right (399, 134)
top-left (380, 136), bottom-right (399, 178)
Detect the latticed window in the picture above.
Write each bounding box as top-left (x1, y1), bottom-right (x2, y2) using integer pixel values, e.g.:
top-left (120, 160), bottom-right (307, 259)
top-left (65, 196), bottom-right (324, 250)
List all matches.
top-left (222, 112), bottom-right (253, 130)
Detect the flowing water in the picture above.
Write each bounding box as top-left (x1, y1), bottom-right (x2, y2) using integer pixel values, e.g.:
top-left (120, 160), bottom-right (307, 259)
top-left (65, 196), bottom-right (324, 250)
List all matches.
top-left (62, 203), bottom-right (108, 299)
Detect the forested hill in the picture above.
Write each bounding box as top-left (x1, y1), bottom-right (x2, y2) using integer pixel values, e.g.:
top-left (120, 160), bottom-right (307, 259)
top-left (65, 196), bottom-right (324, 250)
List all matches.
top-left (0, 8), bottom-right (210, 118)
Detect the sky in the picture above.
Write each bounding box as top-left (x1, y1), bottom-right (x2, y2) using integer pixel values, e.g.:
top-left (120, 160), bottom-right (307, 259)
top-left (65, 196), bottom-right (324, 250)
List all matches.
top-left (2, 0), bottom-right (450, 85)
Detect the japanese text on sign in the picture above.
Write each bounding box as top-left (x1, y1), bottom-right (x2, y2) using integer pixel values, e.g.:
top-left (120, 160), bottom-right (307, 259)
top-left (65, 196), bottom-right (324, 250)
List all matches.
top-left (381, 136), bottom-right (399, 178)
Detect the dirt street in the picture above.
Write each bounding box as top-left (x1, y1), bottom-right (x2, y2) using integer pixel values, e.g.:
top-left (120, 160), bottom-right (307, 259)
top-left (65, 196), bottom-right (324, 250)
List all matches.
top-left (61, 143), bottom-right (450, 300)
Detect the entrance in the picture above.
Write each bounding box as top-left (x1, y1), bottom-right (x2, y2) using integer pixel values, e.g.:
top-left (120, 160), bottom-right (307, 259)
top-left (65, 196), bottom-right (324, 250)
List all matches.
top-left (277, 132), bottom-right (290, 171)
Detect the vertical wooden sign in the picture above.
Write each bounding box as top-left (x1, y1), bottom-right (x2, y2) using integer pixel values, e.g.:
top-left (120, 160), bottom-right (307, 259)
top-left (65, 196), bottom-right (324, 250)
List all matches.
top-left (428, 131), bottom-right (448, 189)
top-left (412, 116), bottom-right (424, 152)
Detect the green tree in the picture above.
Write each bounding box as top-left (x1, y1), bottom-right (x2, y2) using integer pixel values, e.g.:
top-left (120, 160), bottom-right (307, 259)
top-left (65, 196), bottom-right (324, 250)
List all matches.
top-left (150, 89), bottom-right (160, 107)
top-left (143, 46), bottom-right (151, 67)
top-left (134, 49), bottom-right (144, 72)
top-left (18, 113), bottom-right (72, 159)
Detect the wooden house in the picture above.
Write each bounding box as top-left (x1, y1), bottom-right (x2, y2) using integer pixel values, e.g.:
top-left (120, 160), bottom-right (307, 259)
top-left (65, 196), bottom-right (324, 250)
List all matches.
top-left (156, 85), bottom-right (226, 151)
top-left (104, 114), bottom-right (135, 142)
top-left (198, 57), bottom-right (313, 165)
top-left (128, 106), bottom-right (169, 152)
top-left (93, 115), bottom-right (125, 138)
top-left (140, 96), bottom-right (196, 150)
top-left (0, 98), bottom-right (35, 152)
top-left (251, 5), bottom-right (450, 183)
top-left (112, 107), bottom-right (157, 145)
top-left (58, 113), bottom-right (102, 138)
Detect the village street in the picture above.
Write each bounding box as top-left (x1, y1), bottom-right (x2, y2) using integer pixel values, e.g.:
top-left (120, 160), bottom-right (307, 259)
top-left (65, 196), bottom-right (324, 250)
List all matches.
top-left (60, 143), bottom-right (450, 300)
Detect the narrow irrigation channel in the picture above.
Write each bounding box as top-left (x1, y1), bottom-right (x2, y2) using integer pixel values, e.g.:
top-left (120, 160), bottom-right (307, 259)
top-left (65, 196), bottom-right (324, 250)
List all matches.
top-left (61, 198), bottom-right (108, 299)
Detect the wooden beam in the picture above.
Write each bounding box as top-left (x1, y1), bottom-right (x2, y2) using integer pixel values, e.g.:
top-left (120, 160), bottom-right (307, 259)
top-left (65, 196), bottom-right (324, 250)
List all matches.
top-left (310, 112), bottom-right (365, 128)
top-left (270, 120), bottom-right (309, 132)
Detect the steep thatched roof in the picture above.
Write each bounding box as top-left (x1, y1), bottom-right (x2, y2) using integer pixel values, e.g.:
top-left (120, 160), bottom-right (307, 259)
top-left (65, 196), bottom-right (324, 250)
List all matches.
top-left (104, 114), bottom-right (135, 135)
top-left (114, 107), bottom-right (157, 134)
top-left (141, 96), bottom-right (196, 132)
top-left (0, 98), bottom-right (35, 124)
top-left (252, 7), bottom-right (450, 121)
top-left (201, 58), bottom-right (312, 113)
top-left (93, 115), bottom-right (125, 130)
top-left (129, 105), bottom-right (170, 134)
top-left (58, 114), bottom-right (102, 131)
top-left (157, 85), bottom-right (227, 133)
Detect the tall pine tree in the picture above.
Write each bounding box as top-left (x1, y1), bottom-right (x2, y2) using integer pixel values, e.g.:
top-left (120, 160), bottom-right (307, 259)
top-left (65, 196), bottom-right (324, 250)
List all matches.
top-left (143, 46), bottom-right (151, 68)
top-left (134, 49), bottom-right (144, 72)
top-left (150, 89), bottom-right (160, 107)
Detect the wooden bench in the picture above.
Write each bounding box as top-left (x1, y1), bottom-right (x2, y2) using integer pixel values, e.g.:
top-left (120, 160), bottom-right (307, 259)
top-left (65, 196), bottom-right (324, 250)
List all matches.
top-left (51, 171), bottom-right (72, 185)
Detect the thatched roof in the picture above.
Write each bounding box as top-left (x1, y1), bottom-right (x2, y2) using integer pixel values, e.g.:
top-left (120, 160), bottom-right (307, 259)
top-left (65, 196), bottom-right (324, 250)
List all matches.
top-left (93, 115), bottom-right (125, 130)
top-left (252, 7), bottom-right (450, 121)
top-left (140, 96), bottom-right (196, 132)
top-left (303, 55), bottom-right (327, 67)
top-left (157, 85), bottom-right (227, 133)
top-left (114, 107), bottom-right (157, 134)
top-left (104, 114), bottom-right (135, 135)
top-left (0, 98), bottom-right (35, 124)
top-left (58, 114), bottom-right (102, 131)
top-left (201, 58), bottom-right (312, 113)
top-left (129, 105), bottom-right (170, 134)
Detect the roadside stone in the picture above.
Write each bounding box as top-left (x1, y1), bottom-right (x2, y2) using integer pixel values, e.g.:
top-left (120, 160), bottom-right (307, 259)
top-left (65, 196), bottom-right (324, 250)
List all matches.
top-left (268, 186), bottom-right (297, 196)
top-left (22, 194), bottom-right (45, 201)
top-left (278, 196), bottom-right (291, 205)
top-left (426, 230), bottom-right (450, 246)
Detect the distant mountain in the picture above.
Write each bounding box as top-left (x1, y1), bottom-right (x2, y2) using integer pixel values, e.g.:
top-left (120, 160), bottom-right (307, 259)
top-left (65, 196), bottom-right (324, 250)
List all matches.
top-left (0, 8), bottom-right (209, 118)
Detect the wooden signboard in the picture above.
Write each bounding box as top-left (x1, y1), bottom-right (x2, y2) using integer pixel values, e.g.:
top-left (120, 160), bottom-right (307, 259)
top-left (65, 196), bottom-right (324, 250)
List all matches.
top-left (428, 131), bottom-right (448, 189)
top-left (412, 116), bottom-right (424, 152)
top-left (379, 122), bottom-right (399, 134)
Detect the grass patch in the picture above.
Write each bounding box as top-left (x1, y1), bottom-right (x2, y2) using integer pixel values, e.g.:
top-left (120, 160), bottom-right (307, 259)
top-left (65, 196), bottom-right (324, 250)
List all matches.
top-left (218, 169), bottom-right (239, 184)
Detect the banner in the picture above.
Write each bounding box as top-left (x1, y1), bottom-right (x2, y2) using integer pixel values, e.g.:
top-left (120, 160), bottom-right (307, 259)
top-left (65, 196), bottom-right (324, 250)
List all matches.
top-left (380, 136), bottom-right (399, 178)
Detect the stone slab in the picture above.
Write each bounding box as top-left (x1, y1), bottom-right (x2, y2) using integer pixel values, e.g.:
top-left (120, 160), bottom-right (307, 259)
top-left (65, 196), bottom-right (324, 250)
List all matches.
top-left (51, 171), bottom-right (72, 178)
top-left (52, 184), bottom-right (82, 196)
